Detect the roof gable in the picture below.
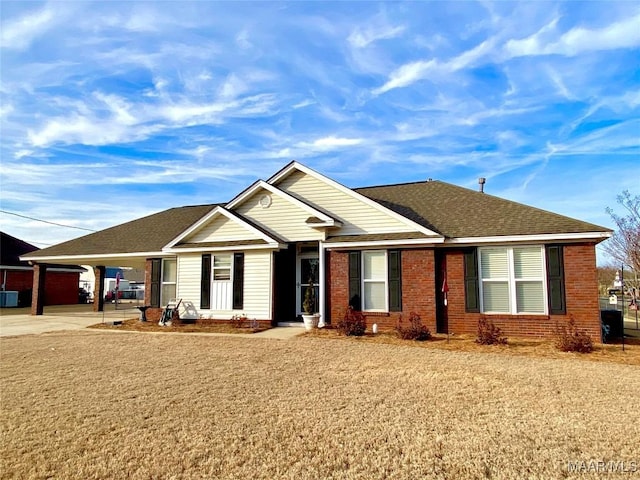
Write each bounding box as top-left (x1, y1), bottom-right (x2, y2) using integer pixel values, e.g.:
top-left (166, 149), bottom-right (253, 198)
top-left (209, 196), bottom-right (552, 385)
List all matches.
top-left (269, 162), bottom-right (443, 239)
top-left (166, 206), bottom-right (283, 250)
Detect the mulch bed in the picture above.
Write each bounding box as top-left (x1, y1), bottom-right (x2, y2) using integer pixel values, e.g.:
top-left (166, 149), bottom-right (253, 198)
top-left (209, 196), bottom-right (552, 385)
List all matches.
top-left (89, 318), bottom-right (269, 334)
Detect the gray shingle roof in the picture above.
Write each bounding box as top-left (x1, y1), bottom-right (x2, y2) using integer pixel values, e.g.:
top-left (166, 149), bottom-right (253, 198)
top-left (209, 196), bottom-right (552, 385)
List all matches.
top-left (356, 180), bottom-right (610, 238)
top-left (23, 204), bottom-right (218, 259)
top-left (24, 177), bottom-right (611, 261)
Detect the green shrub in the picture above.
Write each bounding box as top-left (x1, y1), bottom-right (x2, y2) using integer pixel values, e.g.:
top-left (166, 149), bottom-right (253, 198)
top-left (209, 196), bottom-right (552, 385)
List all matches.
top-left (337, 306), bottom-right (366, 336)
top-left (396, 312), bottom-right (431, 341)
top-left (476, 317), bottom-right (507, 345)
top-left (554, 318), bottom-right (593, 353)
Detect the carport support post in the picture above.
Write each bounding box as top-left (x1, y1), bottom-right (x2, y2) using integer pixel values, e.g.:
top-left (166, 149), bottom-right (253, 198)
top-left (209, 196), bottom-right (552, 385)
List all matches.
top-left (31, 263), bottom-right (47, 316)
top-left (93, 266), bottom-right (106, 313)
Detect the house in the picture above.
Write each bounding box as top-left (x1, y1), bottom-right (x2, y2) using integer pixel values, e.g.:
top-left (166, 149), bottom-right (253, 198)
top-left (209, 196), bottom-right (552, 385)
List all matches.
top-left (0, 232), bottom-right (85, 307)
top-left (21, 162), bottom-right (612, 338)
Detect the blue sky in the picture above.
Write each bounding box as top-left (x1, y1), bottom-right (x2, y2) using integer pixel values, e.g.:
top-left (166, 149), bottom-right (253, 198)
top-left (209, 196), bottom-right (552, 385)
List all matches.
top-left (1, 1), bottom-right (638, 264)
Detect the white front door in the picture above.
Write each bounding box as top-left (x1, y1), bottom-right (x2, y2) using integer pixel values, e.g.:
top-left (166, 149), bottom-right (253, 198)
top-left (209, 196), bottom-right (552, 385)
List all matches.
top-left (296, 254), bottom-right (319, 315)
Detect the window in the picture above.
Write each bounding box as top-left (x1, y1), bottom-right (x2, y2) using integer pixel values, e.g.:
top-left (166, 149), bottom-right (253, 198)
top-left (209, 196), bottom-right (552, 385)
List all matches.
top-left (213, 254), bottom-right (231, 281)
top-left (363, 250), bottom-right (388, 311)
top-left (161, 258), bottom-right (177, 306)
top-left (349, 250), bottom-right (402, 312)
top-left (479, 246), bottom-right (546, 314)
top-left (200, 252), bottom-right (244, 311)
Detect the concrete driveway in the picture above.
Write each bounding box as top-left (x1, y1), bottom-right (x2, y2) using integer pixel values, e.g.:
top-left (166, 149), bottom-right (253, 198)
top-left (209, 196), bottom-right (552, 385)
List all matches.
top-left (0, 304), bottom-right (140, 337)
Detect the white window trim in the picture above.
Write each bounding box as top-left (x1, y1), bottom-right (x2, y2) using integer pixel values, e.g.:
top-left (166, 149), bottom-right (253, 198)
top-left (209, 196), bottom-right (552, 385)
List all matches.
top-left (161, 258), bottom-right (177, 306)
top-left (212, 254), bottom-right (232, 282)
top-left (478, 246), bottom-right (548, 315)
top-left (362, 250), bottom-right (388, 312)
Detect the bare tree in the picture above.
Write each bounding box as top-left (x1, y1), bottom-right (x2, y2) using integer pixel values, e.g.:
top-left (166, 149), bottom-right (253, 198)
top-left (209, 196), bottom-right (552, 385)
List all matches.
top-left (602, 190), bottom-right (639, 289)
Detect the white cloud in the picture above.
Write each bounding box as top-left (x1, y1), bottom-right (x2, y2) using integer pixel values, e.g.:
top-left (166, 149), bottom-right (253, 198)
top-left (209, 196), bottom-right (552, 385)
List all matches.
top-left (293, 136), bottom-right (364, 151)
top-left (372, 59), bottom-right (437, 95)
top-left (0, 103), bottom-right (14, 118)
top-left (447, 38), bottom-right (496, 71)
top-left (236, 29), bottom-right (252, 49)
top-left (218, 74), bottom-right (248, 100)
top-left (545, 65), bottom-right (574, 100)
top-left (372, 37), bottom-right (496, 95)
top-left (313, 136), bottom-right (362, 148)
top-left (348, 23), bottom-right (405, 48)
top-left (292, 99), bottom-right (315, 109)
top-left (13, 149), bottom-right (34, 159)
top-left (0, 5), bottom-right (55, 50)
top-left (505, 13), bottom-right (640, 57)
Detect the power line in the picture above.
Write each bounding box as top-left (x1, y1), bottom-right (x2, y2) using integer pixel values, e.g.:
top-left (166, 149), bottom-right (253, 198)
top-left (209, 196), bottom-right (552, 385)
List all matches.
top-left (0, 209), bottom-right (97, 232)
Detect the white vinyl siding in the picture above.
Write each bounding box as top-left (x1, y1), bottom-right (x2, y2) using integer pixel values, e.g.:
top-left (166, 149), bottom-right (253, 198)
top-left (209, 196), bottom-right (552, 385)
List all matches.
top-left (176, 254), bottom-right (201, 304)
top-left (235, 189), bottom-right (323, 242)
top-left (363, 250), bottom-right (387, 311)
top-left (479, 246), bottom-right (546, 314)
top-left (185, 215), bottom-right (261, 243)
top-left (176, 251), bottom-right (272, 319)
top-left (243, 251), bottom-right (271, 318)
top-left (276, 170), bottom-right (413, 236)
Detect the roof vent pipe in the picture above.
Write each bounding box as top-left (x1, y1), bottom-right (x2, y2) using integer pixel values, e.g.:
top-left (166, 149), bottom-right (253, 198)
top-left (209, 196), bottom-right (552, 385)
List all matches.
top-left (478, 177), bottom-right (486, 193)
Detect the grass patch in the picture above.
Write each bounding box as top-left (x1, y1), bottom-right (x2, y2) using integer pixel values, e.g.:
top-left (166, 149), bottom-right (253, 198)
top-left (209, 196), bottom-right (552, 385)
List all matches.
top-left (89, 318), bottom-right (270, 334)
top-left (1, 331), bottom-right (639, 479)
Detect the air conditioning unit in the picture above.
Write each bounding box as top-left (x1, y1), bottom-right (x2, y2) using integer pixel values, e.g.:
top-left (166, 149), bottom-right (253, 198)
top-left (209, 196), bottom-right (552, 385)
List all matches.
top-left (0, 291), bottom-right (19, 308)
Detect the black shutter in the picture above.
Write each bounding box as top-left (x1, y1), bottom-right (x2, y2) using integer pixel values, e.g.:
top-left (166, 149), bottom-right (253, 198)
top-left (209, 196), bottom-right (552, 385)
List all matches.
top-left (546, 245), bottom-right (566, 314)
top-left (388, 250), bottom-right (402, 312)
top-left (150, 259), bottom-right (161, 308)
top-left (232, 253), bottom-right (244, 310)
top-left (348, 251), bottom-right (361, 310)
top-left (464, 249), bottom-right (480, 313)
top-left (201, 254), bottom-right (211, 310)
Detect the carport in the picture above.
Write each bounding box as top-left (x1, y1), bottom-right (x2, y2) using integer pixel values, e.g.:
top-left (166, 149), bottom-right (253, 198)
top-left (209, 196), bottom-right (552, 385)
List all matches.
top-left (20, 204), bottom-right (217, 316)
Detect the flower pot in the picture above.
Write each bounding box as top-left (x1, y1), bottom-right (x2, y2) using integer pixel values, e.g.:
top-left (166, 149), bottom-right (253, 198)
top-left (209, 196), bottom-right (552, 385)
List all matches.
top-left (301, 313), bottom-right (320, 330)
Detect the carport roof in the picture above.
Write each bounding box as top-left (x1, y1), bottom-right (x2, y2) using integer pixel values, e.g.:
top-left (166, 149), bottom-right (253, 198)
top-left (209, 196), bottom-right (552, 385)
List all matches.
top-left (22, 204), bottom-right (218, 260)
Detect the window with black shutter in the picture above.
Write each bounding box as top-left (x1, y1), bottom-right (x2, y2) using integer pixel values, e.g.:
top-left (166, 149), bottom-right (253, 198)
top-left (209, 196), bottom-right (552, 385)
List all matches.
top-left (232, 253), bottom-right (244, 310)
top-left (388, 250), bottom-right (402, 312)
top-left (348, 251), bottom-right (361, 310)
top-left (546, 245), bottom-right (566, 314)
top-left (201, 254), bottom-right (211, 310)
top-left (150, 258), bottom-right (161, 308)
top-left (464, 249), bottom-right (480, 312)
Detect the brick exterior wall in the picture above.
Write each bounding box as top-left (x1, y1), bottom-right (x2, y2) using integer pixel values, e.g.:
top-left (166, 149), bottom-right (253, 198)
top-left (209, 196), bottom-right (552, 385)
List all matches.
top-left (327, 249), bottom-right (436, 332)
top-left (328, 244), bottom-right (601, 340)
top-left (1, 268), bottom-right (80, 308)
top-left (444, 243), bottom-right (601, 340)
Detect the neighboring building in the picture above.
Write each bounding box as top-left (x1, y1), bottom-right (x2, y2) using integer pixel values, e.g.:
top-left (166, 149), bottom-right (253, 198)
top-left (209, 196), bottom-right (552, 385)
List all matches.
top-left (79, 267), bottom-right (145, 302)
top-left (0, 232), bottom-right (85, 306)
top-left (21, 162), bottom-right (611, 338)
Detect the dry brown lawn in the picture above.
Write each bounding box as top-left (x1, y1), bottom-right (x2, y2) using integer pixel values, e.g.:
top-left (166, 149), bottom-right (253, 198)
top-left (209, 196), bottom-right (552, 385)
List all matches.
top-left (1, 331), bottom-right (639, 479)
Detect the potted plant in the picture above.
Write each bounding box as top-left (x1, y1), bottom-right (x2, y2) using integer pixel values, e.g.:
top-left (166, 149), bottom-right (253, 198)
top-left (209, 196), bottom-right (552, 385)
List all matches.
top-left (301, 277), bottom-right (320, 330)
